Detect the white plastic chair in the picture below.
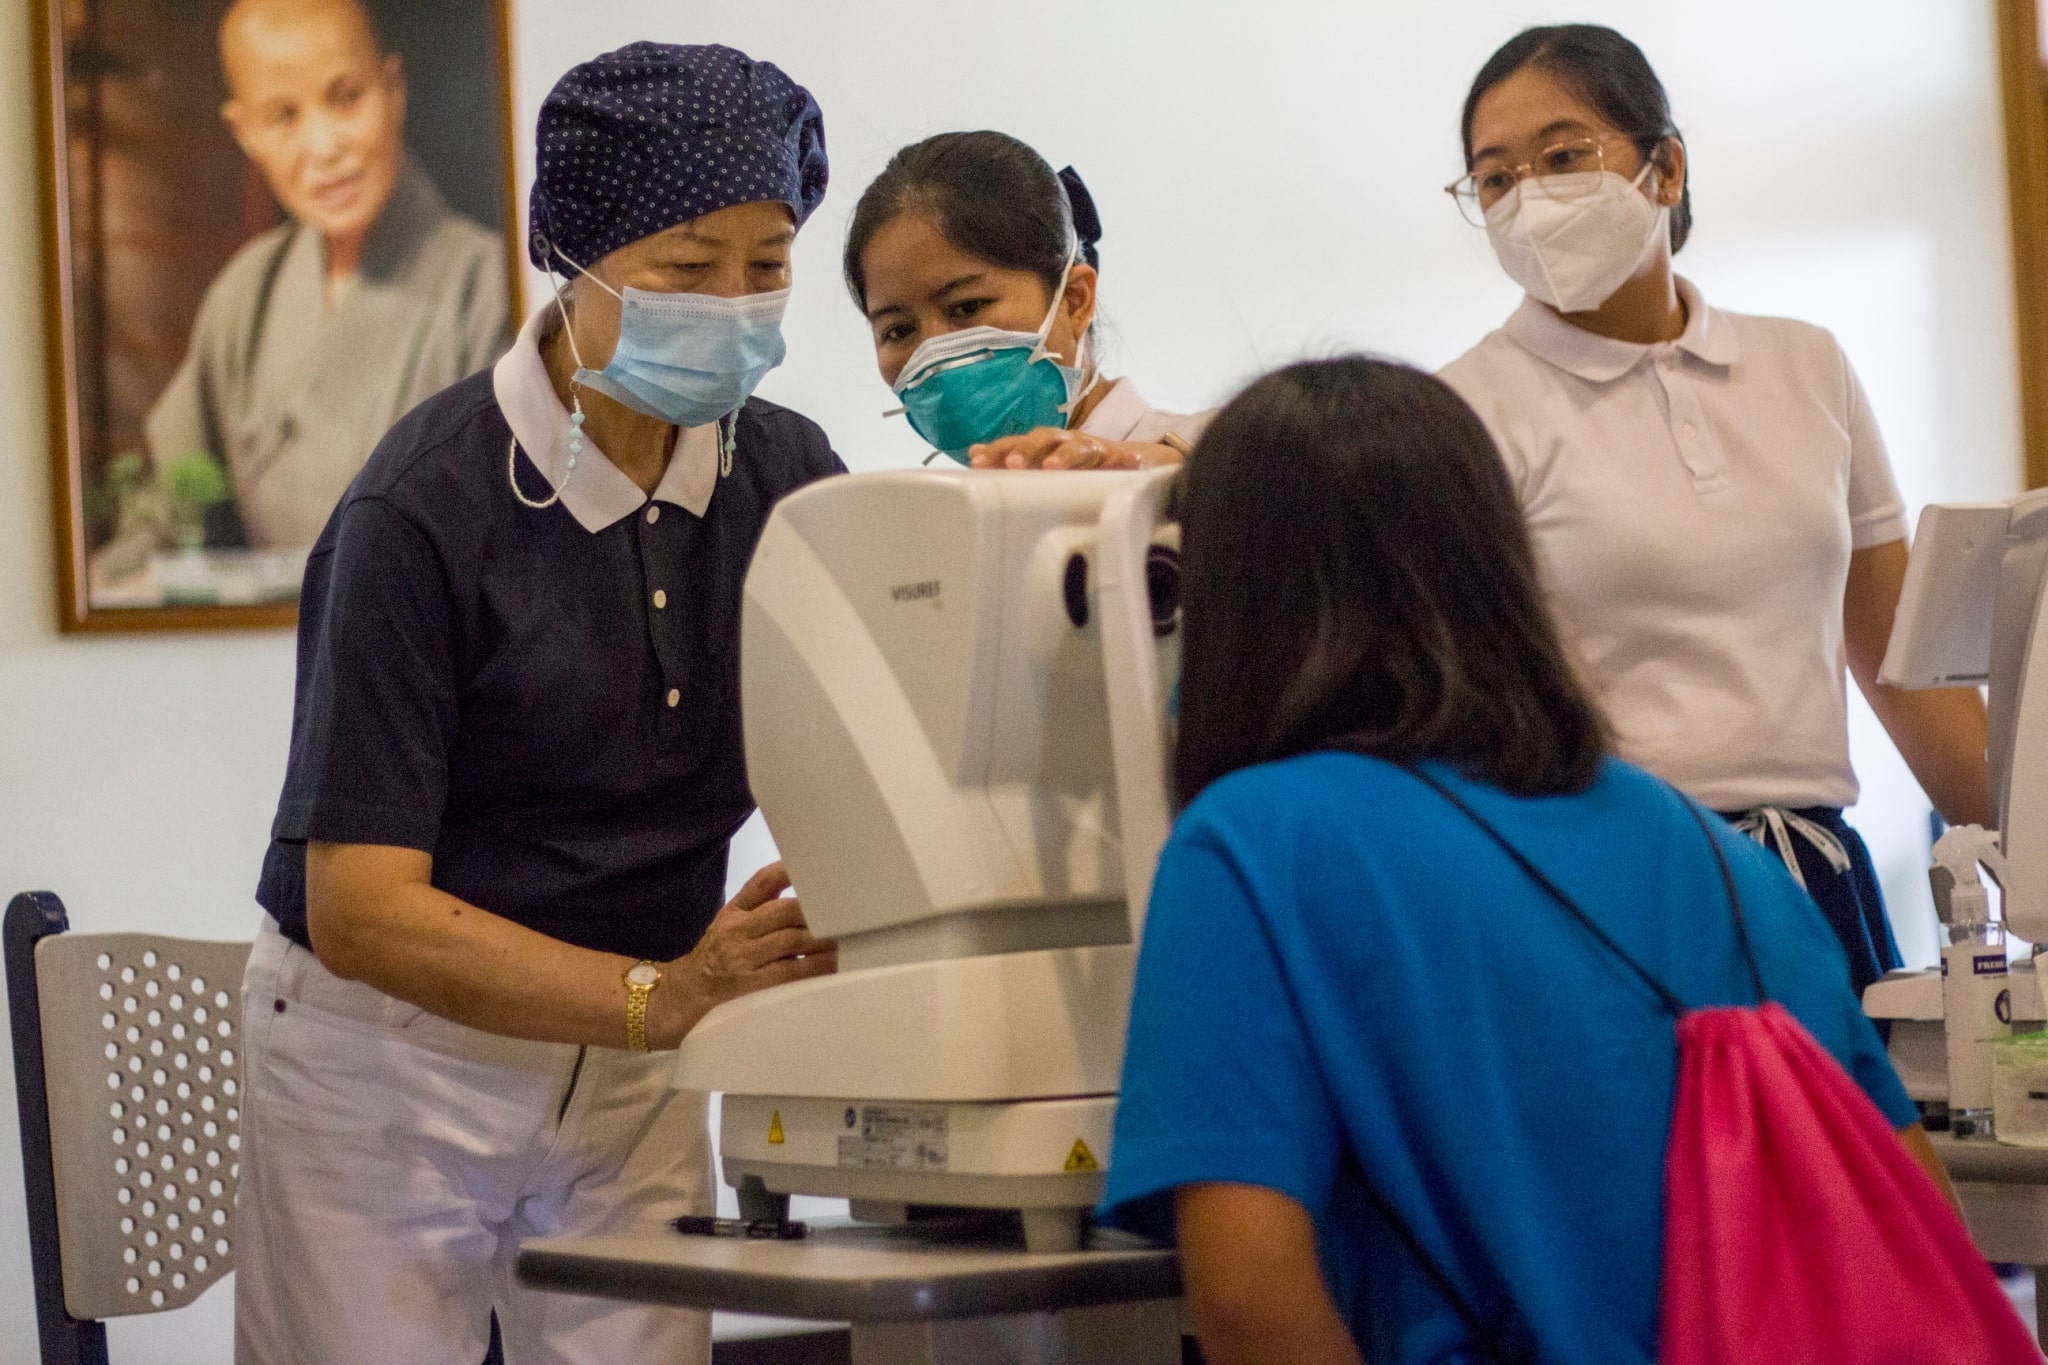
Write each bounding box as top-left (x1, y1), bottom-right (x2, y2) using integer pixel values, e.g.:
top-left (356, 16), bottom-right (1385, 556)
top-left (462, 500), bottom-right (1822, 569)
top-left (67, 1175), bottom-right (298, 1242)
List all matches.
top-left (6, 891), bottom-right (248, 1365)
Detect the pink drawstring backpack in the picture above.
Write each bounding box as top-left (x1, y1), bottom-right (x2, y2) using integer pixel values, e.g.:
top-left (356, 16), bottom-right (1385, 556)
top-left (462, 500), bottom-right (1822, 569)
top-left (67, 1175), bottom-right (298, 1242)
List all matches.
top-left (1406, 767), bottom-right (2041, 1364)
top-left (1661, 1001), bottom-right (2037, 1364)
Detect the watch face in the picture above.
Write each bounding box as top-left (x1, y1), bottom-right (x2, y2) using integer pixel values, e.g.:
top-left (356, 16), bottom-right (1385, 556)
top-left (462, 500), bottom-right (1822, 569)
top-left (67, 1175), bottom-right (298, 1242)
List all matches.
top-left (627, 963), bottom-right (661, 987)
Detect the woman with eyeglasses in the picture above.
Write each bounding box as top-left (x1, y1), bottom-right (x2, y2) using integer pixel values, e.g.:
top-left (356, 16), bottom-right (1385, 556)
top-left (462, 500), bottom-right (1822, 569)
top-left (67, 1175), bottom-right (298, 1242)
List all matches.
top-left (1438, 24), bottom-right (1989, 998)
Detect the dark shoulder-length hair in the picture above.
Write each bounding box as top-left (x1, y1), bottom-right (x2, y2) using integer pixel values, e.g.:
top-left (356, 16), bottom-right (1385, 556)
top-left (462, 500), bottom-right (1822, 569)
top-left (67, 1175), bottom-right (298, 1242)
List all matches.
top-left (1461, 24), bottom-right (1692, 252)
top-left (1173, 356), bottom-right (1607, 806)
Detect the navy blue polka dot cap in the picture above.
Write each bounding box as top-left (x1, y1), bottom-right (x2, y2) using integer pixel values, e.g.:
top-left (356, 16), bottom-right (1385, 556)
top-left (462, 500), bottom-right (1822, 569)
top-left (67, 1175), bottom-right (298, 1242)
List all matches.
top-left (528, 42), bottom-right (828, 271)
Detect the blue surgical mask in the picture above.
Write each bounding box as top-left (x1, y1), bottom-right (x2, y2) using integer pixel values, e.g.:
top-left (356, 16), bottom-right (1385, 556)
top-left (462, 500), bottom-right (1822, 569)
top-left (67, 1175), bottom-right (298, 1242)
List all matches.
top-left (553, 253), bottom-right (789, 429)
top-left (890, 261), bottom-right (1089, 463)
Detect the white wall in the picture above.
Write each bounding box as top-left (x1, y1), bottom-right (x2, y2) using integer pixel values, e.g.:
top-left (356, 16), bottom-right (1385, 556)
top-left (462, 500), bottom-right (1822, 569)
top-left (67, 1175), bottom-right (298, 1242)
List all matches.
top-left (0, 1), bottom-right (2023, 1357)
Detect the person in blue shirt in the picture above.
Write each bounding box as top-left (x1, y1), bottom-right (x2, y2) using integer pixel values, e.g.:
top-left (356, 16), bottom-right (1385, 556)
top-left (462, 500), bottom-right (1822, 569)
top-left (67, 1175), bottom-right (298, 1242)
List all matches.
top-left (1097, 356), bottom-right (1950, 1364)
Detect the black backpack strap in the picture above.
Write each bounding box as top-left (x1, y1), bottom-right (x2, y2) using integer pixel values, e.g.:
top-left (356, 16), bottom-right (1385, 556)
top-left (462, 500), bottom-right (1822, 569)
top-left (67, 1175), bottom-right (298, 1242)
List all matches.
top-left (1678, 799), bottom-right (1769, 1006)
top-left (1397, 763), bottom-right (1771, 1010)
top-left (1307, 755), bottom-right (1770, 1360)
top-left (1399, 764), bottom-right (1690, 1016)
top-left (1348, 1154), bottom-right (1530, 1364)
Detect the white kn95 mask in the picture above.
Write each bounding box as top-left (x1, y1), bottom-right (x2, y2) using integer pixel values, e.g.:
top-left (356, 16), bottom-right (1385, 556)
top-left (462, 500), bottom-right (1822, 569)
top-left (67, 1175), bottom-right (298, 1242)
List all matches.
top-left (1483, 164), bottom-right (1669, 314)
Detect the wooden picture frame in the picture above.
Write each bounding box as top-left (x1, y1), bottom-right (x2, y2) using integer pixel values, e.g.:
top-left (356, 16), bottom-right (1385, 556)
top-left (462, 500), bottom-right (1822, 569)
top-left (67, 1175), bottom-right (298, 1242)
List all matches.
top-left (34, 0), bottom-right (523, 633)
top-left (2001, 0), bottom-right (2048, 490)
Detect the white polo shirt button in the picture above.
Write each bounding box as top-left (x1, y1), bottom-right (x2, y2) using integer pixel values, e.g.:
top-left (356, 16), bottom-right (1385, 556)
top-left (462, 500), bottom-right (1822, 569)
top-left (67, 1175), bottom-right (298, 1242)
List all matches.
top-left (666, 688), bottom-right (680, 708)
top-left (645, 505), bottom-right (661, 525)
top-left (652, 589), bottom-right (668, 609)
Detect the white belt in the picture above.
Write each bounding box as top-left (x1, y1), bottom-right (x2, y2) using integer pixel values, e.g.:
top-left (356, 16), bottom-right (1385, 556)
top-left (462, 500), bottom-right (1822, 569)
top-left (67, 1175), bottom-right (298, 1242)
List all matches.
top-left (1730, 806), bottom-right (1852, 894)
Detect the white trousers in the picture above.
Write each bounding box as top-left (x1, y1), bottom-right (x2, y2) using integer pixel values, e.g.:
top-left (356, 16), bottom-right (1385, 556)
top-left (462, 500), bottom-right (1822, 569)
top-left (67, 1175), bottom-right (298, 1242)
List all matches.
top-left (235, 922), bottom-right (712, 1364)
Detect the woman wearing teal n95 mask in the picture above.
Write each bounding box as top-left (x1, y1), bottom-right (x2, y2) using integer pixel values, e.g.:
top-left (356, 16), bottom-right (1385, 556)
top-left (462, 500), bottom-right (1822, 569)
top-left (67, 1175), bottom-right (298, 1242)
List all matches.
top-left (846, 131), bottom-right (1212, 470)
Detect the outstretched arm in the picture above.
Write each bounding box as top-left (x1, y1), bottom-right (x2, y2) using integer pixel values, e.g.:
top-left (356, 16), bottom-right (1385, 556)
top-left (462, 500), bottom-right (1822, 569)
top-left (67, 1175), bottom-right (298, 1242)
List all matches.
top-left (1844, 539), bottom-right (1991, 828)
top-left (1896, 1122), bottom-right (1961, 1215)
top-left (309, 850), bottom-right (834, 1049)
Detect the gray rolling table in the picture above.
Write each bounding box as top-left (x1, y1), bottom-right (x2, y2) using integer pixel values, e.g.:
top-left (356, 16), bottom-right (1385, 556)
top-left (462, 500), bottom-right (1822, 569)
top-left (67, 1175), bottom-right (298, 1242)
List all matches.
top-left (518, 1140), bottom-right (2047, 1361)
top-left (517, 1218), bottom-right (1183, 1364)
top-left (1934, 1132), bottom-right (2048, 1342)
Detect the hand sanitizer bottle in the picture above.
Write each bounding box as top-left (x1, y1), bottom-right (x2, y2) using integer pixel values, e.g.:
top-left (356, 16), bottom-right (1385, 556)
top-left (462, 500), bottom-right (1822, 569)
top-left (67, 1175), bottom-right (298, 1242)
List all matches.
top-left (1940, 853), bottom-right (2010, 1139)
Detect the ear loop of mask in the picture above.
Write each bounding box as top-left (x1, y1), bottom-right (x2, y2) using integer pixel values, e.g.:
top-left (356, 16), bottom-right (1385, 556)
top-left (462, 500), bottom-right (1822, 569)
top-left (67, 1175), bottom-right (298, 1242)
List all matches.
top-left (547, 244), bottom-right (598, 470)
top-left (506, 241), bottom-right (593, 511)
top-left (551, 241), bottom-right (739, 477)
top-left (1035, 228), bottom-right (1100, 421)
top-left (1050, 192), bottom-right (1105, 419)
top-left (511, 241), bottom-right (739, 508)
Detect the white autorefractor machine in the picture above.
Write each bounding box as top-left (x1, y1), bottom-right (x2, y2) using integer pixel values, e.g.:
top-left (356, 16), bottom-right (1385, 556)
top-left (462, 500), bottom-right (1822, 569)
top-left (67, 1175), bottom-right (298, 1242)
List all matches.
top-left (674, 467), bottom-right (1181, 1252)
top-left (1865, 490), bottom-right (2048, 1122)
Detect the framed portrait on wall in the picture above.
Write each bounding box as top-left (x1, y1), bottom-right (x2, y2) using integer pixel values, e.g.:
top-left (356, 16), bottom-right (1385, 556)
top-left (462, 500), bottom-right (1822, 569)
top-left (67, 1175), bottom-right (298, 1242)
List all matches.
top-left (35, 0), bottom-right (522, 632)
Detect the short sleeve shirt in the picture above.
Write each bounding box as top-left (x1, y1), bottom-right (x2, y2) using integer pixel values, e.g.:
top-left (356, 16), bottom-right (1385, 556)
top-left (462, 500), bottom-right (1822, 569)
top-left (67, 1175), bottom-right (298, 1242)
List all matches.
top-left (256, 316), bottom-right (844, 960)
top-left (1438, 279), bottom-right (1908, 810)
top-left (1099, 753), bottom-right (1916, 1364)
top-left (1076, 377), bottom-right (1214, 448)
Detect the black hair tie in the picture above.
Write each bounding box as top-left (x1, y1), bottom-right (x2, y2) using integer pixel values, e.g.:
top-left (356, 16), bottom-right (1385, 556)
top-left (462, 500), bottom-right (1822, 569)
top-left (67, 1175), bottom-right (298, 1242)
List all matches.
top-left (1057, 165), bottom-right (1103, 268)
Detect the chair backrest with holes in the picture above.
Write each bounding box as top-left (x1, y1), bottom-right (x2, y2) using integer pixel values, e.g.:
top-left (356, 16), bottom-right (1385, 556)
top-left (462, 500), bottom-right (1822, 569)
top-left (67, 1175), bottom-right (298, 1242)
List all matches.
top-left (7, 890), bottom-right (249, 1359)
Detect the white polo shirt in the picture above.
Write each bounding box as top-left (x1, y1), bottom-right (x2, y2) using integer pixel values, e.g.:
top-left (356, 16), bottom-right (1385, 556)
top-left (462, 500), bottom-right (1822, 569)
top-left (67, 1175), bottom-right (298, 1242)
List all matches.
top-left (1439, 278), bottom-right (1907, 811)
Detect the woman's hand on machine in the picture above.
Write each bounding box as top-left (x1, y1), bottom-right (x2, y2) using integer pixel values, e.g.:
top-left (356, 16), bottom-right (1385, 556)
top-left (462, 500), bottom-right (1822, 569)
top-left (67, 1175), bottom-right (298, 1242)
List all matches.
top-left (966, 427), bottom-right (1181, 471)
top-left (651, 861), bottom-right (837, 1048)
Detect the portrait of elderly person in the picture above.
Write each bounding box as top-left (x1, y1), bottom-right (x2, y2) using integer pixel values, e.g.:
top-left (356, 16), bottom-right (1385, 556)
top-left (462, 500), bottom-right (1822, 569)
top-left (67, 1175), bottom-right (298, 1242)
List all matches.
top-left (141, 0), bottom-right (508, 552)
top-left (234, 43), bottom-right (840, 1364)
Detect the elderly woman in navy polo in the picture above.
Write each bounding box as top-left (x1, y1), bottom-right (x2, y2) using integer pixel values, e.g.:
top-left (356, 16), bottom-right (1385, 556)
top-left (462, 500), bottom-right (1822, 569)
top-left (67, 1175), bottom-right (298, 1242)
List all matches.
top-left (236, 44), bottom-right (840, 1365)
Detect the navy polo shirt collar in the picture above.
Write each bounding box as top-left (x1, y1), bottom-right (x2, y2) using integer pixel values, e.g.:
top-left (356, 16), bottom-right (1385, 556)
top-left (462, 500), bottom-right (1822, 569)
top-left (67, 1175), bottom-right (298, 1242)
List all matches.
top-left (492, 305), bottom-right (721, 532)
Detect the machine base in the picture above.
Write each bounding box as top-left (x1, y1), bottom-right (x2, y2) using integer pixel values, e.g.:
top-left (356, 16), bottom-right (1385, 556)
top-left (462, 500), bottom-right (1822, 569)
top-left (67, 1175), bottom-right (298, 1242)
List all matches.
top-left (721, 1093), bottom-right (1116, 1252)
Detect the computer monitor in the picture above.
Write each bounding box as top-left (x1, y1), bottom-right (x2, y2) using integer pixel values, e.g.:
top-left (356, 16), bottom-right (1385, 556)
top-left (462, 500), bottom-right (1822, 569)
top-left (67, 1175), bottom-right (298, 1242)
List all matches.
top-left (1878, 503), bottom-right (2010, 689)
top-left (1884, 490), bottom-right (2048, 939)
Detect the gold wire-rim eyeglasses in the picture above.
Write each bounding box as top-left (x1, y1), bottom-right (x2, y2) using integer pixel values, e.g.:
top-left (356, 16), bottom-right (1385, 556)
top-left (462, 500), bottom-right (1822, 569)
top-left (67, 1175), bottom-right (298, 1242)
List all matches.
top-left (1446, 134), bottom-right (1666, 226)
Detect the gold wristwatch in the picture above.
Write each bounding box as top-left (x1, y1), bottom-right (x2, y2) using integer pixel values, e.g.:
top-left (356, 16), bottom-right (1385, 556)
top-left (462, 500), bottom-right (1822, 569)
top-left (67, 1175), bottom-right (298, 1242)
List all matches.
top-left (623, 960), bottom-right (663, 1052)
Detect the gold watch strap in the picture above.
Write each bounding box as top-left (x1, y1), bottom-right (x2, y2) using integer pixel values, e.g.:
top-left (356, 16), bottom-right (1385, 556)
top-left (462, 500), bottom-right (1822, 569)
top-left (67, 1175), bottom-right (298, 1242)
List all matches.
top-left (624, 961), bottom-right (660, 1052)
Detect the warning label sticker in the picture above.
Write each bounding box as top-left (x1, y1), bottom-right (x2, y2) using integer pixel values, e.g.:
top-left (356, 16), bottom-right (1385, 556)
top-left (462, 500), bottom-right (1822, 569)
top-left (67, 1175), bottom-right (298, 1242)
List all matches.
top-left (767, 1111), bottom-right (785, 1145)
top-left (837, 1105), bottom-right (949, 1172)
top-left (1064, 1139), bottom-right (1099, 1172)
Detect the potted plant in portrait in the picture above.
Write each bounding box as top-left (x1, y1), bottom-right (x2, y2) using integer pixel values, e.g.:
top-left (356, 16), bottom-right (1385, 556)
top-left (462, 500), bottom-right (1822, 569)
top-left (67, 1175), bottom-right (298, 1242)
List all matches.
top-left (90, 450), bottom-right (258, 605)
